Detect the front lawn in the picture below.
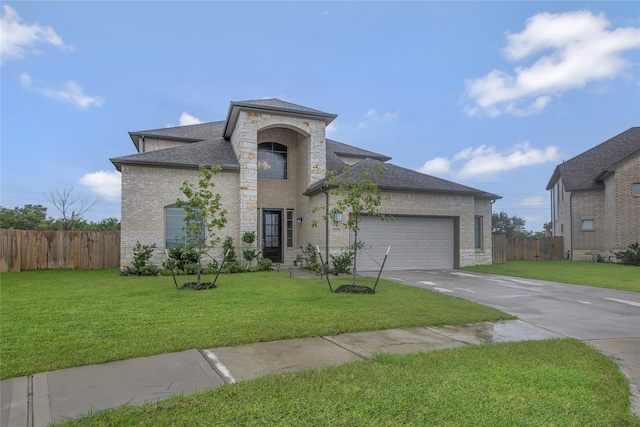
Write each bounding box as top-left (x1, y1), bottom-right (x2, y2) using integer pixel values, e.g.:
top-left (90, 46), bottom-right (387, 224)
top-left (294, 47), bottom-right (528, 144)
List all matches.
top-left (0, 269), bottom-right (513, 379)
top-left (56, 339), bottom-right (640, 427)
top-left (464, 260), bottom-right (639, 292)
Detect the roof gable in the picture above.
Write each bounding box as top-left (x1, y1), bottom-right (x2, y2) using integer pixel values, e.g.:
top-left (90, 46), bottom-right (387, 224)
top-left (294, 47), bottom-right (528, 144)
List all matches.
top-left (547, 127), bottom-right (640, 191)
top-left (223, 98), bottom-right (337, 139)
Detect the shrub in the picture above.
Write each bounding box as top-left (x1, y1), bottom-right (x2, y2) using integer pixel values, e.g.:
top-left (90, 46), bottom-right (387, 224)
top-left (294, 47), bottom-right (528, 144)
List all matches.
top-left (165, 246), bottom-right (200, 271)
top-left (305, 262), bottom-right (323, 273)
top-left (301, 243), bottom-right (317, 265)
top-left (330, 251), bottom-right (353, 274)
top-left (256, 257), bottom-right (273, 272)
top-left (614, 242), bottom-right (640, 266)
top-left (222, 236), bottom-right (237, 263)
top-left (124, 241), bottom-right (159, 276)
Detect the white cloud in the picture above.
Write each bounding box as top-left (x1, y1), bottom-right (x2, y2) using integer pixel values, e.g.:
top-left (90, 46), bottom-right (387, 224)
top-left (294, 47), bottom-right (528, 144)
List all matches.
top-left (417, 141), bottom-right (560, 179)
top-left (19, 72), bottom-right (104, 109)
top-left (465, 10), bottom-right (640, 117)
top-left (79, 170), bottom-right (121, 201)
top-left (179, 112), bottom-right (203, 126)
top-left (0, 5), bottom-right (73, 65)
top-left (358, 108), bottom-right (399, 128)
top-left (418, 157), bottom-right (451, 175)
top-left (326, 121), bottom-right (338, 136)
top-left (516, 196), bottom-right (546, 207)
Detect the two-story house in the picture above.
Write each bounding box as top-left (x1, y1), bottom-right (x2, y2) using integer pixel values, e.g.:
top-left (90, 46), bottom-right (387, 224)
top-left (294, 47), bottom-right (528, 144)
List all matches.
top-left (546, 127), bottom-right (640, 261)
top-left (111, 99), bottom-right (500, 271)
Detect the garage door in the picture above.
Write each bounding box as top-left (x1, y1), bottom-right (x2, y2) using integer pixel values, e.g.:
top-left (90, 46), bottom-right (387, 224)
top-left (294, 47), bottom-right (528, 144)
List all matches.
top-left (354, 216), bottom-right (455, 271)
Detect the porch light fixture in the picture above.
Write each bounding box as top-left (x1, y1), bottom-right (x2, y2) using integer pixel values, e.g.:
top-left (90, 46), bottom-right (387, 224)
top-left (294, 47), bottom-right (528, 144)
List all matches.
top-left (333, 212), bottom-right (343, 223)
top-left (297, 217), bottom-right (303, 224)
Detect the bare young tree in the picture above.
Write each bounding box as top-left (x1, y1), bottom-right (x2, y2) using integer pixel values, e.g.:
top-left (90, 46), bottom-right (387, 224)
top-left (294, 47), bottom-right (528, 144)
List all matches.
top-left (45, 187), bottom-right (103, 230)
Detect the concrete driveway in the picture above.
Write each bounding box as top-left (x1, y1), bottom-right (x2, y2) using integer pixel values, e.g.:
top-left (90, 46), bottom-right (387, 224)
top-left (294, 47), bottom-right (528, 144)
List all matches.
top-left (367, 269), bottom-right (640, 414)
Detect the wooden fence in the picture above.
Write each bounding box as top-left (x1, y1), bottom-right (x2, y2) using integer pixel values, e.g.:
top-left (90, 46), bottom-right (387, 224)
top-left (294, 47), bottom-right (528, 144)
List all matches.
top-left (492, 235), bottom-right (564, 264)
top-left (0, 229), bottom-right (120, 272)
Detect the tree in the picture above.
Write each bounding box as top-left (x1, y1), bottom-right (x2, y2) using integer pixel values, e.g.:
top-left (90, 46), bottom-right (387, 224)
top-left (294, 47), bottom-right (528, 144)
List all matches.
top-left (45, 187), bottom-right (103, 230)
top-left (316, 163), bottom-right (387, 287)
top-left (0, 204), bottom-right (50, 229)
top-left (175, 165), bottom-right (228, 288)
top-left (492, 212), bottom-right (527, 237)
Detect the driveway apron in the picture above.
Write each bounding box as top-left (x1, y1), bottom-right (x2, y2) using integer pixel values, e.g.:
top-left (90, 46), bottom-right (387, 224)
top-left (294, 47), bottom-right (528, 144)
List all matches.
top-left (368, 269), bottom-right (640, 415)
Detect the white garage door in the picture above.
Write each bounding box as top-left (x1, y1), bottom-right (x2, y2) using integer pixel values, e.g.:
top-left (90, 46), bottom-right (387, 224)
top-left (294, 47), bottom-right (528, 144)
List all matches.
top-left (354, 216), bottom-right (455, 271)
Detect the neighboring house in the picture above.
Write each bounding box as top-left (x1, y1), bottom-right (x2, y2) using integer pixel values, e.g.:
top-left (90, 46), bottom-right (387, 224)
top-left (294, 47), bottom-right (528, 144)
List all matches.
top-left (546, 127), bottom-right (640, 261)
top-left (111, 99), bottom-right (500, 271)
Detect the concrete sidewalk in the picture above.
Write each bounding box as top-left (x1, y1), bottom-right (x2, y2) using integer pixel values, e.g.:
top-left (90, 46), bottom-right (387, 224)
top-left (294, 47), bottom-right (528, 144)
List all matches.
top-left (1, 320), bottom-right (562, 427)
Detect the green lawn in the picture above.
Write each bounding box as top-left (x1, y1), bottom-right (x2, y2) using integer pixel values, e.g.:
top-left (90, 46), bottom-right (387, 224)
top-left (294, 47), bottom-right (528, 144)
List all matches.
top-left (56, 339), bottom-right (640, 427)
top-left (464, 259), bottom-right (640, 292)
top-left (0, 269), bottom-right (513, 379)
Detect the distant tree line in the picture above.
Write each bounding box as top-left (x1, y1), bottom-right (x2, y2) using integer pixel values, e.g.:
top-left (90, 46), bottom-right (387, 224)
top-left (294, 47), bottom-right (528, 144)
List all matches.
top-left (0, 204), bottom-right (120, 230)
top-left (1, 187), bottom-right (120, 231)
top-left (491, 211), bottom-right (544, 238)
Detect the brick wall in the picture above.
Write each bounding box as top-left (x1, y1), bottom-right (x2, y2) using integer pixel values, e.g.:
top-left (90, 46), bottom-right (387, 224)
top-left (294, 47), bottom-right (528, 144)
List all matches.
top-left (612, 156), bottom-right (640, 251)
top-left (120, 165), bottom-right (240, 268)
top-left (571, 190), bottom-right (605, 261)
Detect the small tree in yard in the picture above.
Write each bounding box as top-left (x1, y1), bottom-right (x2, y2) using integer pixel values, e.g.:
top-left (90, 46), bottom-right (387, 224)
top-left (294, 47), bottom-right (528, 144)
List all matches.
top-left (175, 165), bottom-right (228, 289)
top-left (315, 163), bottom-right (387, 289)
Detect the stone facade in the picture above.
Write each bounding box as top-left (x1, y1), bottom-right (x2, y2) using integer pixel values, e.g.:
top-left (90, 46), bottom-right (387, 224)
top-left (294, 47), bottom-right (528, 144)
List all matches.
top-left (116, 99), bottom-right (498, 270)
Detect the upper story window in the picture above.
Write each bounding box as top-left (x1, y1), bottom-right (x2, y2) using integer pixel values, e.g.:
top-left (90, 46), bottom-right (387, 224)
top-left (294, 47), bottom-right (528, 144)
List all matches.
top-left (258, 142), bottom-right (287, 179)
top-left (581, 219), bottom-right (594, 231)
top-left (633, 183), bottom-right (640, 196)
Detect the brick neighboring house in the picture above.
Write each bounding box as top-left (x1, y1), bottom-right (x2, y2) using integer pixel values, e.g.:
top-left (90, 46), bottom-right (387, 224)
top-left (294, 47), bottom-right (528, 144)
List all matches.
top-left (546, 127), bottom-right (640, 261)
top-left (111, 99), bottom-right (501, 271)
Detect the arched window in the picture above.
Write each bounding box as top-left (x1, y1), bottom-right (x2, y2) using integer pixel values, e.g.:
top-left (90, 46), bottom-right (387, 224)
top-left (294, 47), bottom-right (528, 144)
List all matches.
top-left (258, 142), bottom-right (287, 179)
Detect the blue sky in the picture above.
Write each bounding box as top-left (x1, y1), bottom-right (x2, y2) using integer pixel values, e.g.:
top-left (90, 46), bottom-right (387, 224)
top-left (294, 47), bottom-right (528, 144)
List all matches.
top-left (2, 1), bottom-right (639, 231)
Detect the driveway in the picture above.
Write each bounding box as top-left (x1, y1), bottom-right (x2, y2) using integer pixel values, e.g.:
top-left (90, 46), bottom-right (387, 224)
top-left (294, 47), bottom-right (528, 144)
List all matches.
top-left (367, 269), bottom-right (640, 414)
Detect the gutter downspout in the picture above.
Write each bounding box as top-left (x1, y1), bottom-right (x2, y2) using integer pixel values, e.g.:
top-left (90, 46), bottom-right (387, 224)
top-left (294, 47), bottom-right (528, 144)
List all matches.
top-left (569, 192), bottom-right (573, 261)
top-left (323, 190), bottom-right (329, 263)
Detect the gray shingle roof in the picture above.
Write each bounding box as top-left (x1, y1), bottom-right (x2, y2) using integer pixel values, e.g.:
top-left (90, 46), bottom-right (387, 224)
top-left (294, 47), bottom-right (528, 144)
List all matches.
top-left (111, 138), bottom-right (239, 171)
top-left (129, 121), bottom-right (225, 142)
top-left (113, 99), bottom-right (501, 200)
top-left (230, 99), bottom-right (335, 117)
top-left (306, 157), bottom-right (501, 199)
top-left (546, 127), bottom-right (640, 191)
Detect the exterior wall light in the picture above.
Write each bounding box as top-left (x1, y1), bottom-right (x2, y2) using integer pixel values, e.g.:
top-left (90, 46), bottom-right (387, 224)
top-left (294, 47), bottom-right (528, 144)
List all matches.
top-left (333, 212), bottom-right (343, 223)
top-left (297, 217), bottom-right (303, 224)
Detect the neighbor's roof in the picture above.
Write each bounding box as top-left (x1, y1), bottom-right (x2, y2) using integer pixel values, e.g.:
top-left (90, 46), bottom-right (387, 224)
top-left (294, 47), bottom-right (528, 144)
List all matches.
top-left (306, 157), bottom-right (501, 200)
top-left (546, 127), bottom-right (640, 191)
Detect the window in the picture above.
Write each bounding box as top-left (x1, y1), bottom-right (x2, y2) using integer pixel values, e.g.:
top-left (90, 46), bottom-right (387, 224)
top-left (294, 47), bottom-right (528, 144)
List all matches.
top-left (581, 219), bottom-right (594, 231)
top-left (165, 206), bottom-right (202, 248)
top-left (258, 142), bottom-right (287, 179)
top-left (474, 216), bottom-right (482, 249)
top-left (286, 209), bottom-right (293, 248)
top-left (633, 183), bottom-right (640, 196)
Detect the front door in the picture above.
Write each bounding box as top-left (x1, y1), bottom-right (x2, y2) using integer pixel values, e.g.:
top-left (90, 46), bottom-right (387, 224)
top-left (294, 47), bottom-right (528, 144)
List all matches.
top-left (262, 210), bottom-right (282, 263)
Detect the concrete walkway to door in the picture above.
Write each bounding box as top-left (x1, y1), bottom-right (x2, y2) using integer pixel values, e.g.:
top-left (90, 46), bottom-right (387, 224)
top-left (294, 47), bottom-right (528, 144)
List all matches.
top-left (366, 269), bottom-right (640, 416)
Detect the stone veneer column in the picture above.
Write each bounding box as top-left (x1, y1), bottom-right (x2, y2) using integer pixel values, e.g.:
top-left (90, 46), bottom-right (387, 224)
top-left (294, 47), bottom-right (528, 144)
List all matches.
top-left (230, 111), bottom-right (259, 235)
top-left (307, 120), bottom-right (327, 186)
top-left (229, 110), bottom-right (328, 234)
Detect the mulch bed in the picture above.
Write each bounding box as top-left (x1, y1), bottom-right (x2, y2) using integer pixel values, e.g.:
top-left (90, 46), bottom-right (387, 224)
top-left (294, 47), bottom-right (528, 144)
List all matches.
top-left (334, 284), bottom-right (375, 294)
top-left (180, 282), bottom-right (217, 291)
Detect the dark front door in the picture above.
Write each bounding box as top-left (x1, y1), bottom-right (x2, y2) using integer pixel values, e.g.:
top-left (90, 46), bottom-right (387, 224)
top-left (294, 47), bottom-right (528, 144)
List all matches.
top-left (262, 210), bottom-right (282, 263)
